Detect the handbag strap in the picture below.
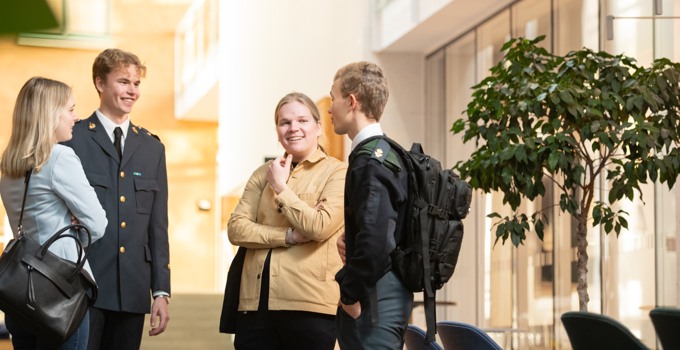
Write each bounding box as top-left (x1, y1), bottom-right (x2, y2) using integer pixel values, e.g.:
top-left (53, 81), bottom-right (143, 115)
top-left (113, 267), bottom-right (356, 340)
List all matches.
top-left (17, 169), bottom-right (92, 279)
top-left (17, 169), bottom-right (33, 233)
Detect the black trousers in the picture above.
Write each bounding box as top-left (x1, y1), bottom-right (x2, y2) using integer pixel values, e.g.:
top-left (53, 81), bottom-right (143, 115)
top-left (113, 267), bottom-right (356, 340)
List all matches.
top-left (234, 310), bottom-right (336, 350)
top-left (86, 307), bottom-right (145, 350)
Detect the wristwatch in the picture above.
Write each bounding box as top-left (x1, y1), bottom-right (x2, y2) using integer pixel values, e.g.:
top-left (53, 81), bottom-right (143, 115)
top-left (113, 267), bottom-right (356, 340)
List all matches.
top-left (285, 227), bottom-right (297, 246)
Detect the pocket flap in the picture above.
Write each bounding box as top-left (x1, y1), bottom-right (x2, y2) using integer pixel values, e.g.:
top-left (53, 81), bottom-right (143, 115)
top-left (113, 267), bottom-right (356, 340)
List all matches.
top-left (86, 172), bottom-right (109, 188)
top-left (134, 178), bottom-right (159, 192)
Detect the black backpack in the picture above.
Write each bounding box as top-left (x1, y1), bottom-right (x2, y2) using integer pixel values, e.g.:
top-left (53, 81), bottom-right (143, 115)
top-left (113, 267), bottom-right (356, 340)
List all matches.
top-left (358, 136), bottom-right (472, 343)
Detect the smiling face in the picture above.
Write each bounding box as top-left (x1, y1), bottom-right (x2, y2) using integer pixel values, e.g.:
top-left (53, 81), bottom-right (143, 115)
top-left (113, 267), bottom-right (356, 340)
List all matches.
top-left (276, 100), bottom-right (321, 163)
top-left (96, 64), bottom-right (141, 123)
top-left (54, 94), bottom-right (77, 142)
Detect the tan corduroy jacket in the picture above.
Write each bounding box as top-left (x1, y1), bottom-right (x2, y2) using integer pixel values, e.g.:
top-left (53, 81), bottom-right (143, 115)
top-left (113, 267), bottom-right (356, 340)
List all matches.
top-left (228, 148), bottom-right (346, 315)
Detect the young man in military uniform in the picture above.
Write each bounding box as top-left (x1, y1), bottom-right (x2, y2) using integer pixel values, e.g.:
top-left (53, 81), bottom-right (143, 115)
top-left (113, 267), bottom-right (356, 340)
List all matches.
top-left (329, 61), bottom-right (413, 349)
top-left (63, 48), bottom-right (170, 350)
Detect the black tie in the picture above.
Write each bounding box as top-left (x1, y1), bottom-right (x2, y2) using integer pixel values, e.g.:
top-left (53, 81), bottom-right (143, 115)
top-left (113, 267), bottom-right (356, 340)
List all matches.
top-left (113, 127), bottom-right (123, 161)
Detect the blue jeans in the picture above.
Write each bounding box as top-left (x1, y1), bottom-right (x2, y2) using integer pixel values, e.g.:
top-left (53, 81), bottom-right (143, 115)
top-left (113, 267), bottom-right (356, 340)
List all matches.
top-left (6, 311), bottom-right (90, 350)
top-left (336, 271), bottom-right (414, 350)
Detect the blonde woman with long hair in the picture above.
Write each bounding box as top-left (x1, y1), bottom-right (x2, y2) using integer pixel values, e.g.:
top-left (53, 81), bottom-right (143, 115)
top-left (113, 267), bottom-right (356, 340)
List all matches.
top-left (0, 77), bottom-right (106, 350)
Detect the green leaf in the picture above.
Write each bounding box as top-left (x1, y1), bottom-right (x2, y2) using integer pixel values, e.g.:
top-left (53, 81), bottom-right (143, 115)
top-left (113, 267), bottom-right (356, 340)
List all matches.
top-left (560, 90), bottom-right (574, 104)
top-left (500, 146), bottom-right (516, 161)
top-left (451, 119), bottom-right (467, 133)
top-left (548, 152), bottom-right (559, 170)
top-left (590, 121), bottom-right (600, 133)
top-left (535, 219), bottom-right (544, 241)
top-left (604, 220), bottom-right (613, 234)
top-left (593, 206), bottom-right (602, 225)
top-left (625, 96), bottom-right (635, 111)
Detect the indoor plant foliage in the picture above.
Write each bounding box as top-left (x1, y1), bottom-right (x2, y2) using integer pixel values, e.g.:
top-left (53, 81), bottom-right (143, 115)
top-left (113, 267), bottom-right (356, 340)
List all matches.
top-left (451, 36), bottom-right (680, 311)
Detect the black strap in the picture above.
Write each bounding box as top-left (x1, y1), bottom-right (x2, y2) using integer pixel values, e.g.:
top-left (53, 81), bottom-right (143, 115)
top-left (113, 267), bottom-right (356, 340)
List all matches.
top-left (420, 204), bottom-right (437, 342)
top-left (17, 169), bottom-right (33, 233)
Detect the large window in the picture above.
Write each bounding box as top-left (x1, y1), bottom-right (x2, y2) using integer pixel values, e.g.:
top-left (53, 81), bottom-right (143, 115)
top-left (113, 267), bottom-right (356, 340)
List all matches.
top-left (17, 0), bottom-right (112, 49)
top-left (427, 0), bottom-right (678, 348)
top-left (655, 0), bottom-right (680, 312)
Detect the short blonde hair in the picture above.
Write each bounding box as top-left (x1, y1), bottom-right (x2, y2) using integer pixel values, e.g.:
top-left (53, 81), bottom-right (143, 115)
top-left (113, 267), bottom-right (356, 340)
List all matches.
top-left (1, 77), bottom-right (71, 177)
top-left (333, 61), bottom-right (389, 121)
top-left (92, 48), bottom-right (146, 94)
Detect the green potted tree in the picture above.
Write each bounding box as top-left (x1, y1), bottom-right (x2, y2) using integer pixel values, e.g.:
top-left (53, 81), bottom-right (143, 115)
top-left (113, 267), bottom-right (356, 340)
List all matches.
top-left (452, 36), bottom-right (680, 310)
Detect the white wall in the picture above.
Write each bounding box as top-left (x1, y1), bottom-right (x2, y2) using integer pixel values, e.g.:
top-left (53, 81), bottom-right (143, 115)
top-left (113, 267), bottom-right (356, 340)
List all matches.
top-left (217, 0), bottom-right (425, 196)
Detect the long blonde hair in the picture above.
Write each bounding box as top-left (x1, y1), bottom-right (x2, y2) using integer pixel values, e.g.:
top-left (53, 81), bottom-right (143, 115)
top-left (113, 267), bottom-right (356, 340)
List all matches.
top-left (0, 77), bottom-right (72, 178)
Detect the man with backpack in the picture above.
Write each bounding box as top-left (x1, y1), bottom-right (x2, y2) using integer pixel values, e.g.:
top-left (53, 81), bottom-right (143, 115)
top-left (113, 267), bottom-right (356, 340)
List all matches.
top-left (329, 61), bottom-right (414, 350)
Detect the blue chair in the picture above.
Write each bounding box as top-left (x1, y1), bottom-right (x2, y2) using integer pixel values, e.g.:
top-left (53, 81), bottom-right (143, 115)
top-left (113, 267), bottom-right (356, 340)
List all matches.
top-left (436, 321), bottom-right (502, 350)
top-left (649, 307), bottom-right (680, 350)
top-left (561, 311), bottom-right (646, 350)
top-left (404, 324), bottom-right (443, 350)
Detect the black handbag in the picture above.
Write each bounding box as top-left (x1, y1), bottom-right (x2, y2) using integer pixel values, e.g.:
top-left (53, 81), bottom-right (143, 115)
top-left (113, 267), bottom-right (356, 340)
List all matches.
top-left (0, 170), bottom-right (98, 346)
top-left (219, 246), bottom-right (246, 334)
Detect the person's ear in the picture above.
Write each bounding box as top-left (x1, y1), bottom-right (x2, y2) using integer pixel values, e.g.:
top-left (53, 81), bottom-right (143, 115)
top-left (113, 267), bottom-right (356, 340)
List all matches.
top-left (349, 94), bottom-right (358, 110)
top-left (95, 77), bottom-right (105, 93)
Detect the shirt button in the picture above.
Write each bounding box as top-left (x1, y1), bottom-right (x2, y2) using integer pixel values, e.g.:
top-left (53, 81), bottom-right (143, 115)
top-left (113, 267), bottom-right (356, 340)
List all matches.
top-left (121, 221), bottom-right (127, 228)
top-left (257, 274), bottom-right (261, 279)
top-left (120, 171), bottom-right (125, 178)
top-left (119, 246), bottom-right (125, 253)
top-left (120, 196), bottom-right (126, 203)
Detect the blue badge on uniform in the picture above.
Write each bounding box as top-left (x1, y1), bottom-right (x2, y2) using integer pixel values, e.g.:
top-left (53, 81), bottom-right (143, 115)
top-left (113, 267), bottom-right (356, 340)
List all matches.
top-left (133, 172), bottom-right (142, 176)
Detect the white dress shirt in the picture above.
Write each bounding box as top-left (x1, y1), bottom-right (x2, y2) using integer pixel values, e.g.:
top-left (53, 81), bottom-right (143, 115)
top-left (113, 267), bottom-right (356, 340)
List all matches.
top-left (95, 109), bottom-right (130, 151)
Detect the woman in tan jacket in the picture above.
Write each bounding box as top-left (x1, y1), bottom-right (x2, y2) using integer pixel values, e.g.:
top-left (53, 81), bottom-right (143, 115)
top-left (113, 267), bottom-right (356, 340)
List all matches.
top-left (227, 92), bottom-right (346, 350)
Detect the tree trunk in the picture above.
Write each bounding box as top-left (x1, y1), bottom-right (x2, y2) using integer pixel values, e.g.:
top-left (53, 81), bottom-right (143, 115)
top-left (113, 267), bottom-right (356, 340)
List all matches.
top-left (576, 214), bottom-right (590, 311)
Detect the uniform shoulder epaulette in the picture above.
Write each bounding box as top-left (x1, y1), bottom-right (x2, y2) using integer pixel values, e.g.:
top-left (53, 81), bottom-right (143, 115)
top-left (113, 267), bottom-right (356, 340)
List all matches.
top-left (356, 138), bottom-right (402, 173)
top-left (133, 125), bottom-right (161, 141)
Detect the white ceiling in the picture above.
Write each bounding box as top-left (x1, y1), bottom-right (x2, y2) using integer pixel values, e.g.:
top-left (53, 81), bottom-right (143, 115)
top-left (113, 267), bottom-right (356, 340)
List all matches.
top-left (378, 0), bottom-right (515, 55)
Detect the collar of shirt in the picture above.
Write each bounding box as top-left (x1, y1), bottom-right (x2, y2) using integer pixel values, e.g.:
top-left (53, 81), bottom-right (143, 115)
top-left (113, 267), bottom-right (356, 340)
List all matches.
top-left (283, 147), bottom-right (327, 171)
top-left (351, 123), bottom-right (383, 151)
top-left (95, 109), bottom-right (131, 146)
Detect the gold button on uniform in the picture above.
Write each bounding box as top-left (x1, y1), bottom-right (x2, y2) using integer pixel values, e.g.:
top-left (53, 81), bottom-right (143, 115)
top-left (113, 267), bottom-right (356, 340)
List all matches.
top-left (120, 221), bottom-right (126, 228)
top-left (119, 247), bottom-right (125, 253)
top-left (120, 171), bottom-right (125, 178)
top-left (120, 196), bottom-right (126, 203)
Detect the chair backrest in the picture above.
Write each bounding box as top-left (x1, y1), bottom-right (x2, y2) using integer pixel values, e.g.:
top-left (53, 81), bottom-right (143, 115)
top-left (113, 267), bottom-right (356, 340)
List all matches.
top-left (436, 321), bottom-right (503, 350)
top-left (561, 311), bottom-right (647, 350)
top-left (650, 307), bottom-right (680, 350)
top-left (405, 324), bottom-right (444, 350)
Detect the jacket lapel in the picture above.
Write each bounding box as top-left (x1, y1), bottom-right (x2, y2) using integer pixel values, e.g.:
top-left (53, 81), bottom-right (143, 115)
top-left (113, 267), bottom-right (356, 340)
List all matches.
top-left (121, 123), bottom-right (141, 168)
top-left (87, 114), bottom-right (120, 164)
